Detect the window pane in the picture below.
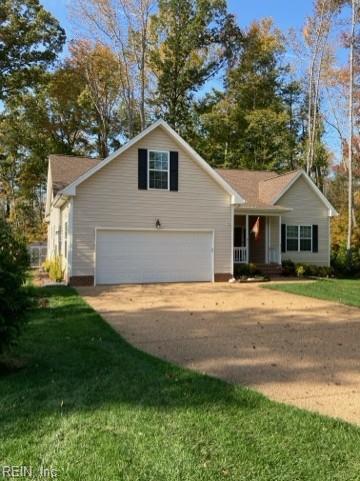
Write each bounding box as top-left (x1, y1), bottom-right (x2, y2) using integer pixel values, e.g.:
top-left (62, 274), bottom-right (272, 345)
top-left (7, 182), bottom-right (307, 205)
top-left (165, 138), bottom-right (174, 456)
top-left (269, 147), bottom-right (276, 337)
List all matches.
top-left (148, 151), bottom-right (169, 189)
top-left (300, 225), bottom-right (312, 239)
top-left (287, 225), bottom-right (298, 238)
top-left (149, 170), bottom-right (168, 189)
top-left (287, 238), bottom-right (298, 251)
top-left (300, 239), bottom-right (311, 251)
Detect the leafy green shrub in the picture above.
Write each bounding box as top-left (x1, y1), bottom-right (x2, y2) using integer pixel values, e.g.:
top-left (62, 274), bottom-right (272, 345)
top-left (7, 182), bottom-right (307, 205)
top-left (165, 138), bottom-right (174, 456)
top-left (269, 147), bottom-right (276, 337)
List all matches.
top-left (296, 265), bottom-right (305, 278)
top-left (234, 263), bottom-right (261, 278)
top-left (282, 259), bottom-right (295, 276)
top-left (331, 244), bottom-right (360, 278)
top-left (42, 259), bottom-right (51, 273)
top-left (47, 256), bottom-right (64, 282)
top-left (0, 218), bottom-right (30, 355)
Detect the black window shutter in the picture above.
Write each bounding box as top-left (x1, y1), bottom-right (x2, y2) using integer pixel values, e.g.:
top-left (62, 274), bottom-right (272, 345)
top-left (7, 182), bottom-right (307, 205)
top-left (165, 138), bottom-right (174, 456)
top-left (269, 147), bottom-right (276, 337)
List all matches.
top-left (281, 224), bottom-right (286, 253)
top-left (169, 151), bottom-right (179, 191)
top-left (312, 225), bottom-right (319, 252)
top-left (138, 149), bottom-right (147, 190)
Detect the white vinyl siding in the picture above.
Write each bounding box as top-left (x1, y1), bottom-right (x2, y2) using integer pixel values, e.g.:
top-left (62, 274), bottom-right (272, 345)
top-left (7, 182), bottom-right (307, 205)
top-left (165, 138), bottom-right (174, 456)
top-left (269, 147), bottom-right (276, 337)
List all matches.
top-left (72, 126), bottom-right (232, 277)
top-left (277, 176), bottom-right (330, 266)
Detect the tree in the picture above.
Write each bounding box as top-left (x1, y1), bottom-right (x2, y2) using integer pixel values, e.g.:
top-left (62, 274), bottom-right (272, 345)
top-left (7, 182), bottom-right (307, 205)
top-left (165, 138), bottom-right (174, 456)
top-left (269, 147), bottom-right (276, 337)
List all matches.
top-left (69, 40), bottom-right (123, 157)
top-left (0, 218), bottom-right (30, 356)
top-left (346, 0), bottom-right (358, 250)
top-left (193, 19), bottom-right (303, 170)
top-left (71, 0), bottom-right (155, 136)
top-left (149, 0), bottom-right (242, 134)
top-left (0, 65), bottom-right (92, 239)
top-left (0, 0), bottom-right (65, 98)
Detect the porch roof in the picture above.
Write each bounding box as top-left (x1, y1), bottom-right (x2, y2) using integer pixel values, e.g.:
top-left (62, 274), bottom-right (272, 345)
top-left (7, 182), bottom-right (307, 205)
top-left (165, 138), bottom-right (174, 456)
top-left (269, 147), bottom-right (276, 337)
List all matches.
top-left (216, 168), bottom-right (299, 210)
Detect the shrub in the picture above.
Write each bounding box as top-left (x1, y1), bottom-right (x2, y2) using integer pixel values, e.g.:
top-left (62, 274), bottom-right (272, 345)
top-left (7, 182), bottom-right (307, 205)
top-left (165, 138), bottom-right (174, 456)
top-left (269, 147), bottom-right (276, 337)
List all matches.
top-left (234, 263), bottom-right (261, 278)
top-left (296, 265), bottom-right (305, 278)
top-left (0, 219), bottom-right (30, 355)
top-left (47, 256), bottom-right (64, 282)
top-left (42, 259), bottom-right (51, 273)
top-left (331, 244), bottom-right (360, 277)
top-left (282, 259), bottom-right (295, 276)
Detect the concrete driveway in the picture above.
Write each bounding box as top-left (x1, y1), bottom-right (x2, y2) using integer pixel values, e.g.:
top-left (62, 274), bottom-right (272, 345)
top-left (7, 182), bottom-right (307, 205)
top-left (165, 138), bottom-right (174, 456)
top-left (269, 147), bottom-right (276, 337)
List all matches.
top-left (78, 282), bottom-right (360, 425)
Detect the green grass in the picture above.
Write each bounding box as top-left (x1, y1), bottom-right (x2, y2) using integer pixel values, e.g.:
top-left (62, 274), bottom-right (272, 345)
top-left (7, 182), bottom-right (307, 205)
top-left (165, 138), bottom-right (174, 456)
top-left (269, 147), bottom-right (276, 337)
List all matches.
top-left (265, 279), bottom-right (360, 308)
top-left (1, 287), bottom-right (360, 481)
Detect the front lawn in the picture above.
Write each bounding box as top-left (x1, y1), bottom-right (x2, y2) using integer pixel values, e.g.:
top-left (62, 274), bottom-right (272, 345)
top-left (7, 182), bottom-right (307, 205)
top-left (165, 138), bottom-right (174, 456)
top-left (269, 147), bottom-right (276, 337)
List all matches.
top-left (1, 287), bottom-right (360, 481)
top-left (265, 278), bottom-right (360, 308)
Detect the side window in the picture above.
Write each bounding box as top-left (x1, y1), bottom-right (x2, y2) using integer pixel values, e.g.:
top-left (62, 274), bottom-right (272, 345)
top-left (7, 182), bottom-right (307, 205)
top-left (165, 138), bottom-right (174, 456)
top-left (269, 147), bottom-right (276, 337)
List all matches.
top-left (286, 225), bottom-right (298, 251)
top-left (64, 222), bottom-right (68, 258)
top-left (58, 227), bottom-right (62, 257)
top-left (300, 226), bottom-right (312, 251)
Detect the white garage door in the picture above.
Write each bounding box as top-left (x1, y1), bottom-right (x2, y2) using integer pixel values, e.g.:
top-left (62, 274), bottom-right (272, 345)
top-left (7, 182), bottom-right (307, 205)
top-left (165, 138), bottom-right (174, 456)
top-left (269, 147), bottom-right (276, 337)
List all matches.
top-left (95, 229), bottom-right (214, 285)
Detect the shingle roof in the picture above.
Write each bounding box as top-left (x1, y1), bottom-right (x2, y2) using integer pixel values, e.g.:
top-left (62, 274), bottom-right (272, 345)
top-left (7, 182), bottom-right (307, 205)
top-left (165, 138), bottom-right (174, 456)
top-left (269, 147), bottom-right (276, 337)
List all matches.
top-left (49, 153), bottom-right (300, 210)
top-left (49, 155), bottom-right (102, 195)
top-left (216, 168), bottom-right (301, 209)
top-left (259, 170), bottom-right (300, 204)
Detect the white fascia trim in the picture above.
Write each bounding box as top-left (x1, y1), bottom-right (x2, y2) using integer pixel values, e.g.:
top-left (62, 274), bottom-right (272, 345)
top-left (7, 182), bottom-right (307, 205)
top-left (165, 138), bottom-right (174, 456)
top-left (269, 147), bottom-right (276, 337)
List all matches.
top-left (53, 193), bottom-right (68, 209)
top-left (60, 119), bottom-right (245, 204)
top-left (272, 170), bottom-right (338, 217)
top-left (235, 207), bottom-right (293, 215)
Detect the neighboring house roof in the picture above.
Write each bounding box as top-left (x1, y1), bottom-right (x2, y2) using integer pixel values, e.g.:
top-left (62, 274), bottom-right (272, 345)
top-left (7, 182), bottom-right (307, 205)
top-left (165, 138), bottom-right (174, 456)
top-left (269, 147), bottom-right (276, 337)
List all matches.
top-left (59, 120), bottom-right (245, 204)
top-left (49, 155), bottom-right (102, 195)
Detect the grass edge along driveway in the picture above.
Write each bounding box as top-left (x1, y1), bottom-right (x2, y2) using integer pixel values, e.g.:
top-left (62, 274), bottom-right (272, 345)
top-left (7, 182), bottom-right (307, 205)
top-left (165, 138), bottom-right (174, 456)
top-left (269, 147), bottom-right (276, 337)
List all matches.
top-left (265, 278), bottom-right (360, 308)
top-left (1, 286), bottom-right (360, 481)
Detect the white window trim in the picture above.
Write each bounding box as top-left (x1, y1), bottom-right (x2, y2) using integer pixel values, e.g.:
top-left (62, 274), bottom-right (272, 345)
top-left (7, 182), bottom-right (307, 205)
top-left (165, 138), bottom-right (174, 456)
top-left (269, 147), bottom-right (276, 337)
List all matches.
top-left (147, 150), bottom-right (170, 191)
top-left (286, 224), bottom-right (313, 252)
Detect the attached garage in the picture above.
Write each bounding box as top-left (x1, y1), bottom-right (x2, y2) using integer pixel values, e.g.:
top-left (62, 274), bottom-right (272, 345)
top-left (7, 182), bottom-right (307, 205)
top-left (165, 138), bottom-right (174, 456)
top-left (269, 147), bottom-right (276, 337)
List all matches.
top-left (95, 229), bottom-right (214, 285)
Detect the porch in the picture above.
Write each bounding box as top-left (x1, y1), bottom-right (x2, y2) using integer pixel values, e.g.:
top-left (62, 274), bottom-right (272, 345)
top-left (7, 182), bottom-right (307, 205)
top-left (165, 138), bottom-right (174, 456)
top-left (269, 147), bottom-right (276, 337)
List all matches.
top-left (233, 214), bottom-right (281, 266)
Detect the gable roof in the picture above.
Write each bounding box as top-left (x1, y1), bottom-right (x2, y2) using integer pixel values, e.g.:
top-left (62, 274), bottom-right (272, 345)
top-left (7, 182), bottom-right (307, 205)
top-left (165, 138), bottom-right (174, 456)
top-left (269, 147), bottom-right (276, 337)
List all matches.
top-left (259, 170), bottom-right (300, 205)
top-left (217, 168), bottom-right (337, 216)
top-left (60, 120), bottom-right (244, 204)
top-left (49, 155), bottom-right (102, 196)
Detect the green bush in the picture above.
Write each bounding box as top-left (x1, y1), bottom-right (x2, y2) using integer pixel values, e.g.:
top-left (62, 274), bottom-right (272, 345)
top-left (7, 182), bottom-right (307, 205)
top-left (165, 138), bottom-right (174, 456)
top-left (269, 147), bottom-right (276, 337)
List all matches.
top-left (331, 245), bottom-right (360, 278)
top-left (0, 218), bottom-right (30, 355)
top-left (296, 265), bottom-right (305, 278)
top-left (47, 256), bottom-right (64, 282)
top-left (282, 259), bottom-right (296, 276)
top-left (234, 263), bottom-right (261, 278)
top-left (42, 258), bottom-right (51, 273)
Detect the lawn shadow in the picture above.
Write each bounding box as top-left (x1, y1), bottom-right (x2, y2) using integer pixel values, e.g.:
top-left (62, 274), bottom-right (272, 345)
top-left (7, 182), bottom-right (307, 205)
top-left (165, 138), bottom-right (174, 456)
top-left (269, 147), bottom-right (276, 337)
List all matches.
top-left (0, 286), bottom-right (265, 439)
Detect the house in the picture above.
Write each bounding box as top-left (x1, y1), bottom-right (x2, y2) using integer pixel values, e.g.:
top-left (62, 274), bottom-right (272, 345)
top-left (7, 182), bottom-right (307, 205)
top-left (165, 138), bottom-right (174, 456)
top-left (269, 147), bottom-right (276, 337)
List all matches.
top-left (45, 119), bottom-right (337, 286)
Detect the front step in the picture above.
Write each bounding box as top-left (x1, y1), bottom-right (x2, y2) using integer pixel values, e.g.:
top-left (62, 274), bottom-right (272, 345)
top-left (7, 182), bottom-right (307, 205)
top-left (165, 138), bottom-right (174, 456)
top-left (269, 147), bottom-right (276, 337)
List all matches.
top-left (255, 263), bottom-right (282, 276)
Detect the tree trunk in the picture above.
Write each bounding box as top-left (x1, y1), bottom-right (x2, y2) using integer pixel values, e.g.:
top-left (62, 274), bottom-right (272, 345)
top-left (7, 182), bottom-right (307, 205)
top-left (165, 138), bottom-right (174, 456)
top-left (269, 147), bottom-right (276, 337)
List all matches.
top-left (347, 0), bottom-right (356, 251)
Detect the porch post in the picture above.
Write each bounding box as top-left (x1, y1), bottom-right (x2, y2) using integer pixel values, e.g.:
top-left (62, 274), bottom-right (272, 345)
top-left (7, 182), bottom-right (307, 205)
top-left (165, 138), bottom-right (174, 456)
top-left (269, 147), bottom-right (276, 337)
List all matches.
top-left (230, 206), bottom-right (234, 276)
top-left (265, 217), bottom-right (269, 264)
top-left (246, 214), bottom-right (249, 263)
top-left (278, 215), bottom-right (282, 265)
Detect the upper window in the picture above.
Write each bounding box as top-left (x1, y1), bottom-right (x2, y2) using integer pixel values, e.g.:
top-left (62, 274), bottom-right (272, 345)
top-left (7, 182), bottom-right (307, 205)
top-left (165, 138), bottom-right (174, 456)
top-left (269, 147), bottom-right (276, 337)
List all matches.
top-left (148, 151), bottom-right (169, 190)
top-left (286, 225), bottom-right (312, 252)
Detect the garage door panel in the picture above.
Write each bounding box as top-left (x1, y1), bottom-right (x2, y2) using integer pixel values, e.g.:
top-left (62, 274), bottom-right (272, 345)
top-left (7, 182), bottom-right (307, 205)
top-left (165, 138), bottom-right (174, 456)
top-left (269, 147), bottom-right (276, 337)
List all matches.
top-left (96, 230), bottom-right (213, 284)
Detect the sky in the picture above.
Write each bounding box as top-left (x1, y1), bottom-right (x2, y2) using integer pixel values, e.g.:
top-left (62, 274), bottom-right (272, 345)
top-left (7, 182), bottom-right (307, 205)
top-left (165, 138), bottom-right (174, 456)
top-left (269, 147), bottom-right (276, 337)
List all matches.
top-left (42, 0), bottom-right (314, 43)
